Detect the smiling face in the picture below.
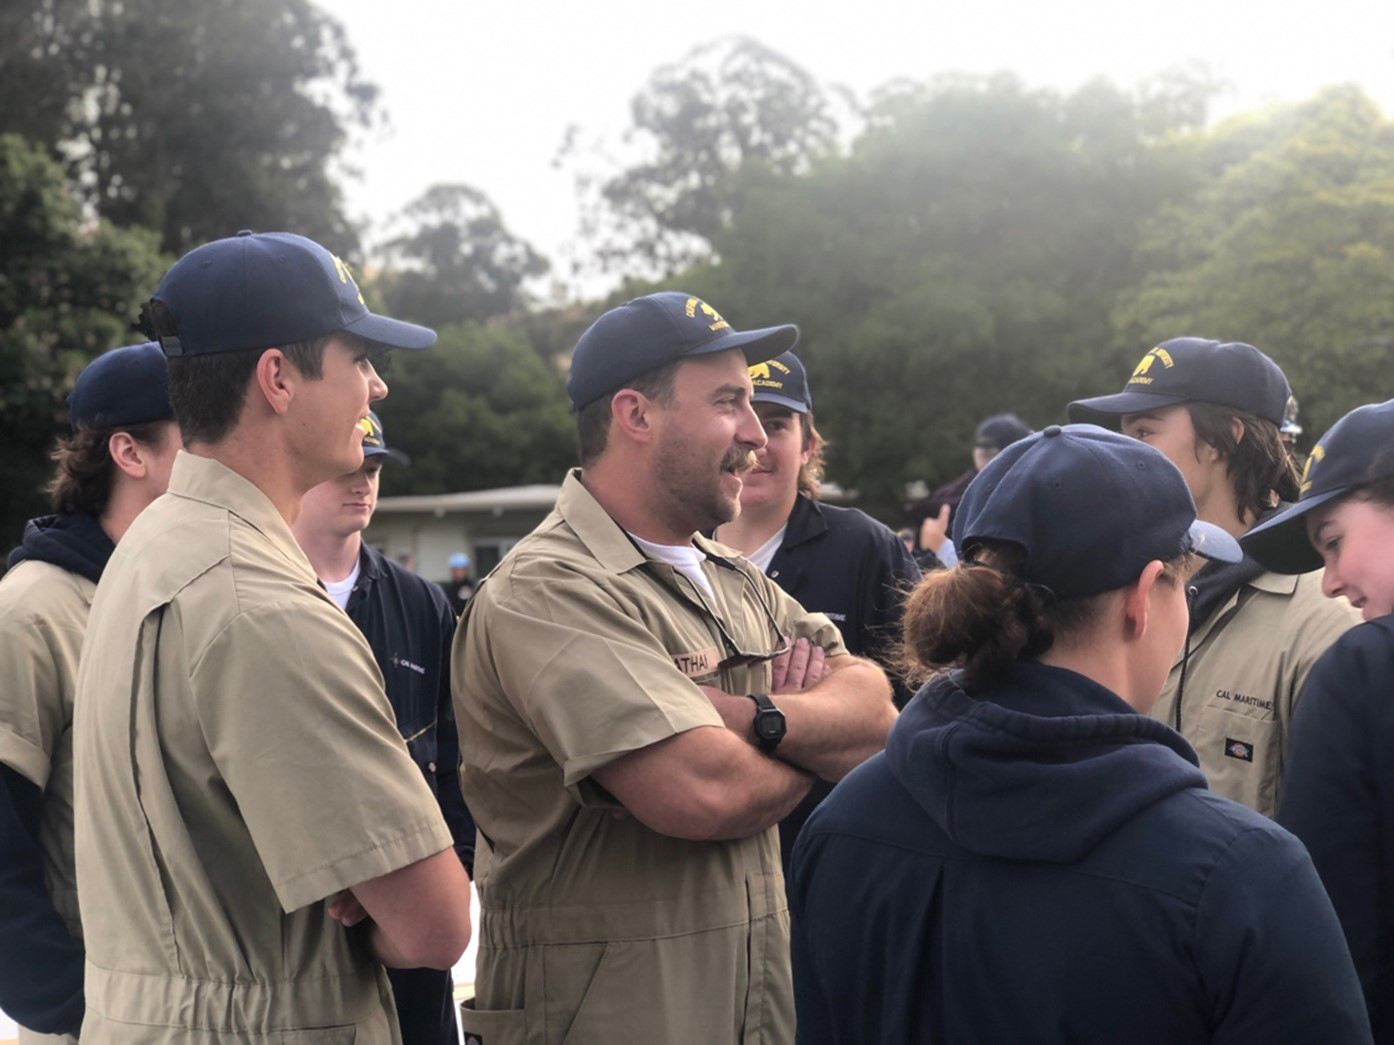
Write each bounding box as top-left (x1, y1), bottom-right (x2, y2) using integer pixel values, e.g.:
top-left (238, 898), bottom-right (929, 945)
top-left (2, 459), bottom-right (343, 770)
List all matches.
top-left (738, 403), bottom-right (810, 518)
top-left (1306, 494), bottom-right (1394, 621)
top-left (288, 335), bottom-right (388, 486)
top-left (647, 350), bottom-right (767, 537)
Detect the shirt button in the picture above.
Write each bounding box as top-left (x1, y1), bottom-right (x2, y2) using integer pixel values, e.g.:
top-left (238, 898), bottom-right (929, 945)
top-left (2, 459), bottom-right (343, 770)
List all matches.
top-left (427, 761), bottom-right (437, 772)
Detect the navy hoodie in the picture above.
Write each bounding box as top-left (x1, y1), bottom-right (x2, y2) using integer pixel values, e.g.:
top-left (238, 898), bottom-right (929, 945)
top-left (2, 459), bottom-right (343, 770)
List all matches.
top-left (789, 661), bottom-right (1370, 1044)
top-left (0, 513), bottom-right (114, 1035)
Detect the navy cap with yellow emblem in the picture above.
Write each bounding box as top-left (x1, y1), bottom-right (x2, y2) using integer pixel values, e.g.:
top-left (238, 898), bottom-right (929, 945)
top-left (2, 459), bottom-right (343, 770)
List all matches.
top-left (1067, 337), bottom-right (1290, 428)
top-left (749, 350), bottom-right (811, 413)
top-left (1243, 399), bottom-right (1394, 574)
top-left (359, 411), bottom-right (410, 465)
top-left (567, 291), bottom-right (798, 409)
top-left (142, 231), bottom-right (437, 357)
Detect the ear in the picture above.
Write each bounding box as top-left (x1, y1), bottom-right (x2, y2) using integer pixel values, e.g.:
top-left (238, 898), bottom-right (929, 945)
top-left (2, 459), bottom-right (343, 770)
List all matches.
top-left (107, 431), bottom-right (148, 480)
top-left (253, 348), bottom-right (295, 417)
top-left (1230, 416), bottom-right (1245, 446)
top-left (609, 389), bottom-right (659, 446)
top-left (1121, 559), bottom-right (1167, 640)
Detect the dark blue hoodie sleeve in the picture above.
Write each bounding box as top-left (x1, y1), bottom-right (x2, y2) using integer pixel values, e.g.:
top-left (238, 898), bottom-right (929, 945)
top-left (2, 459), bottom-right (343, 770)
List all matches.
top-left (1197, 821), bottom-right (1371, 1044)
top-left (1277, 623), bottom-right (1394, 1031)
top-left (0, 765), bottom-right (84, 1035)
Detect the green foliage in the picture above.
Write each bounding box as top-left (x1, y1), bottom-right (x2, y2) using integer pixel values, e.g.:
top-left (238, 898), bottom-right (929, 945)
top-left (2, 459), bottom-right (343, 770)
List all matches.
top-left (1115, 85), bottom-right (1394, 440)
top-left (565, 36), bottom-right (842, 280)
top-left (379, 183), bottom-right (549, 328)
top-left (0, 133), bottom-right (167, 550)
top-left (374, 321), bottom-right (577, 495)
top-left (690, 73), bottom-right (1211, 516)
top-left (0, 0), bottom-right (376, 256)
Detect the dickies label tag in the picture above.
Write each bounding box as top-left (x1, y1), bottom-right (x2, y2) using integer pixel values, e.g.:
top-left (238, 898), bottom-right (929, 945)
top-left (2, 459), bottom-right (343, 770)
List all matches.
top-left (1224, 738), bottom-right (1254, 762)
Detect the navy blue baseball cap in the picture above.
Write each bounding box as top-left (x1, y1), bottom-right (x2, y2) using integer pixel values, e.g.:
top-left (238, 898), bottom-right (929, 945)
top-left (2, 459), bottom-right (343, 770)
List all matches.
top-left (68, 342), bottom-right (175, 431)
top-left (567, 291), bottom-right (798, 409)
top-left (359, 411), bottom-right (409, 465)
top-left (1242, 399), bottom-right (1394, 573)
top-left (974, 412), bottom-right (1032, 450)
top-left (953, 424), bottom-right (1242, 600)
top-left (1067, 337), bottom-right (1291, 428)
top-left (749, 350), bottom-right (811, 413)
top-left (144, 231), bottom-right (436, 357)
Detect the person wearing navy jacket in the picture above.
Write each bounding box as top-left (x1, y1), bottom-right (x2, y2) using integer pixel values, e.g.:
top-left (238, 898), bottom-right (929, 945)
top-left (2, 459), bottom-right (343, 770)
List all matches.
top-left (1242, 399), bottom-right (1394, 1042)
top-left (294, 411), bottom-right (474, 1045)
top-left (713, 350), bottom-right (919, 871)
top-left (791, 424), bottom-right (1370, 1044)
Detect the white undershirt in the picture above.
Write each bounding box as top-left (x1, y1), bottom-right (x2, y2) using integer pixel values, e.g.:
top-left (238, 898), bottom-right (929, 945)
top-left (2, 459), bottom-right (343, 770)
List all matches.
top-left (746, 525), bottom-right (788, 574)
top-left (629, 533), bottom-right (714, 597)
top-left (322, 558), bottom-right (362, 610)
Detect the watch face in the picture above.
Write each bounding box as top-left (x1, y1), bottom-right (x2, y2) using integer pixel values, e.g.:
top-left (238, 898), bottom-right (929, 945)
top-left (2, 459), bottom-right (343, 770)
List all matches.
top-left (755, 710), bottom-right (786, 741)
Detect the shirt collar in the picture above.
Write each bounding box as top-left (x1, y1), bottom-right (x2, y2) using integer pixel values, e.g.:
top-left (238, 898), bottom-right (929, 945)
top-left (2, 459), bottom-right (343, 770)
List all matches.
top-left (166, 450), bottom-right (317, 582)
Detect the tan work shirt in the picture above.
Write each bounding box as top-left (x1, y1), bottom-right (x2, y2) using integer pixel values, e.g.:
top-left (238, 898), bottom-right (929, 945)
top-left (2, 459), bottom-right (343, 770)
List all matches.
top-left (454, 469), bottom-right (845, 1045)
top-left (1151, 569), bottom-right (1358, 816)
top-left (0, 559), bottom-right (89, 942)
top-left (73, 452), bottom-right (454, 1044)
top-left (0, 559), bottom-right (89, 1045)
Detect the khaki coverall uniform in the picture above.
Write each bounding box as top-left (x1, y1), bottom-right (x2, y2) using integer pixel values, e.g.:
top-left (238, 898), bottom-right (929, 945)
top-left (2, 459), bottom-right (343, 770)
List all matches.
top-left (1152, 569), bottom-right (1359, 816)
top-left (0, 560), bottom-right (89, 1045)
top-left (455, 470), bottom-right (844, 1045)
top-left (73, 452), bottom-right (455, 1043)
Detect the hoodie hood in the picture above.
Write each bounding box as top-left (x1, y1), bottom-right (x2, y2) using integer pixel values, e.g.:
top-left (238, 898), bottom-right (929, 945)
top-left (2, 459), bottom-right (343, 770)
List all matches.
top-left (6, 514), bottom-right (115, 585)
top-left (887, 661), bottom-right (1206, 864)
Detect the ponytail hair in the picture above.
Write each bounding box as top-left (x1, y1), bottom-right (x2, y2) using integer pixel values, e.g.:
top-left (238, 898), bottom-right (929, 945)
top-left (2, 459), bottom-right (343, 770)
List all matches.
top-left (900, 542), bottom-right (1105, 689)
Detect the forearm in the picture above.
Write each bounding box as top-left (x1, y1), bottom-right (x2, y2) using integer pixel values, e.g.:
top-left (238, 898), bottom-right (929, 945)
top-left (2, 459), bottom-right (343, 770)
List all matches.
top-left (593, 725), bottom-right (815, 842)
top-left (774, 657), bottom-right (896, 780)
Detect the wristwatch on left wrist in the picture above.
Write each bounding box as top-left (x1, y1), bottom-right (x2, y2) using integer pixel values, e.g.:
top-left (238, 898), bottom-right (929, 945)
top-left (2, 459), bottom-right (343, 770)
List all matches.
top-left (745, 693), bottom-right (786, 754)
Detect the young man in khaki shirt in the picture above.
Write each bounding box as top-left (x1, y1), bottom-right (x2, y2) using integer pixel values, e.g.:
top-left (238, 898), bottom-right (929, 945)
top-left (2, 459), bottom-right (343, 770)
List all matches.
top-left (0, 343), bottom-right (180, 1043)
top-left (73, 232), bottom-right (471, 1043)
top-left (1069, 337), bottom-right (1359, 815)
top-left (455, 291), bottom-right (897, 1045)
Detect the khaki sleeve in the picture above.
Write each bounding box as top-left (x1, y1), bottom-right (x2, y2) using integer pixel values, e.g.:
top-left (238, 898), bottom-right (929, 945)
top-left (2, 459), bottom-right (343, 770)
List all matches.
top-left (465, 582), bottom-right (724, 797)
top-left (758, 569), bottom-right (848, 658)
top-left (191, 601), bottom-right (453, 912)
top-left (0, 611), bottom-right (78, 789)
top-left (1285, 576), bottom-right (1362, 715)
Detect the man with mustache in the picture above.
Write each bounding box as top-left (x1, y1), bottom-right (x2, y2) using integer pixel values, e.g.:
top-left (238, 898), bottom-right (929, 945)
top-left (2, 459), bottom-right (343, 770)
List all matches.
top-left (454, 291), bottom-right (896, 1045)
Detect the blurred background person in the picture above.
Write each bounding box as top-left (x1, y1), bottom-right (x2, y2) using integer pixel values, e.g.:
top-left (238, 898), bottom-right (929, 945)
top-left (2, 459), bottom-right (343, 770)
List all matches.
top-left (912, 411), bottom-right (1032, 567)
top-left (714, 349), bottom-right (920, 870)
top-left (1244, 399), bottom-right (1394, 1043)
top-left (0, 343), bottom-right (179, 1043)
top-left (1068, 338), bottom-right (1358, 816)
top-left (790, 424), bottom-right (1369, 1044)
top-left (292, 410), bottom-right (475, 1045)
top-left (441, 551), bottom-right (474, 615)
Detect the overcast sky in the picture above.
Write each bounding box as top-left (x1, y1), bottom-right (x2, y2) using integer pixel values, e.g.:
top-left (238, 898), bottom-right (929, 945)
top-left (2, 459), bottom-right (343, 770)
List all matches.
top-left (316, 0), bottom-right (1394, 297)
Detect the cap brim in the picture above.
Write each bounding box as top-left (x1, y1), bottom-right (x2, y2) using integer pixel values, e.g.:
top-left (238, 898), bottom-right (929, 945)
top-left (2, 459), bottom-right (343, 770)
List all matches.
top-left (1240, 486), bottom-right (1353, 574)
top-left (692, 324), bottom-right (799, 367)
top-left (345, 312), bottom-right (437, 351)
top-left (364, 446), bottom-right (411, 466)
top-left (1185, 520), bottom-right (1242, 565)
top-left (751, 391), bottom-right (808, 413)
top-left (1067, 391), bottom-right (1190, 427)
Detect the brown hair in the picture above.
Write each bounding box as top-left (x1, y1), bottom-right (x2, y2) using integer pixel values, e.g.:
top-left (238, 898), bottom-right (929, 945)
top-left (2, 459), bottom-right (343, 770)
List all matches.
top-left (47, 421), bottom-right (173, 516)
top-left (900, 541), bottom-right (1191, 689)
top-left (1187, 403), bottom-right (1299, 522)
top-left (576, 360), bottom-right (681, 467)
top-left (796, 412), bottom-right (827, 499)
top-left (167, 337), bottom-right (330, 446)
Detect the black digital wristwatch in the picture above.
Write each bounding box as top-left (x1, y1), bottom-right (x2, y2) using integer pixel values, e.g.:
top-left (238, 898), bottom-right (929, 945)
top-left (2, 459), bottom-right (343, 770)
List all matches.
top-left (745, 693), bottom-right (786, 754)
